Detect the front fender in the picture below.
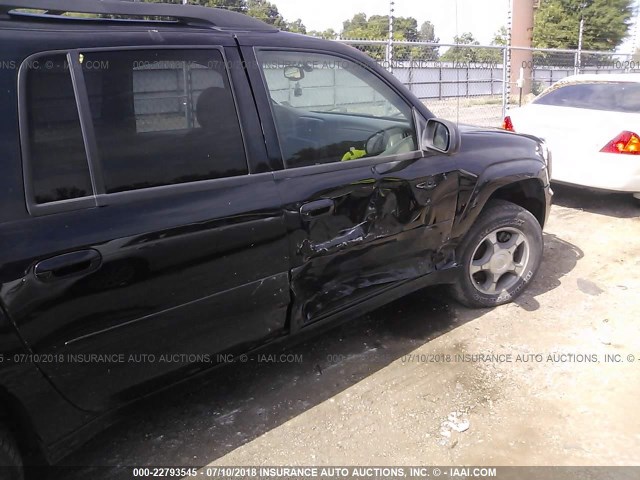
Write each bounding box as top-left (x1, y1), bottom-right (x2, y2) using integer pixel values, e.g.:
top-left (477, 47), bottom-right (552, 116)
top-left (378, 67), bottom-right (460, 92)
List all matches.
top-left (452, 157), bottom-right (550, 240)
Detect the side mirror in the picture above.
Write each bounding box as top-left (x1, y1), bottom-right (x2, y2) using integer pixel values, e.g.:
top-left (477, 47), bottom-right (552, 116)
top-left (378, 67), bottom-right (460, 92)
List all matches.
top-left (284, 66), bottom-right (304, 81)
top-left (365, 130), bottom-right (387, 156)
top-left (419, 117), bottom-right (461, 155)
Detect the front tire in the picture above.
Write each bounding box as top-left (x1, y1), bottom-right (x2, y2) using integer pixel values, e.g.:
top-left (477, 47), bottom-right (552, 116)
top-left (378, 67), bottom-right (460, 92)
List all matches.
top-left (0, 426), bottom-right (23, 480)
top-left (451, 200), bottom-right (543, 308)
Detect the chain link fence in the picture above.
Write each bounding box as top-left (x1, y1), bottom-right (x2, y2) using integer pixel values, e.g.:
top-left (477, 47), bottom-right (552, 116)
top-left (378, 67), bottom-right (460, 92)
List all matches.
top-left (339, 39), bottom-right (636, 128)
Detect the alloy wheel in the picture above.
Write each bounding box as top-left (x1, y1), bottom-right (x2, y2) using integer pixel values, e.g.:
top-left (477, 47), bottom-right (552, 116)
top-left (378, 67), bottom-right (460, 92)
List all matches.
top-left (468, 227), bottom-right (531, 295)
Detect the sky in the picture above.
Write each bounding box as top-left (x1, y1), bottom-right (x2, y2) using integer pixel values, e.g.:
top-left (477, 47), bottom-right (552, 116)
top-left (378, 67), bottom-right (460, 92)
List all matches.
top-left (272, 0), bottom-right (639, 52)
top-left (273, 0), bottom-right (512, 44)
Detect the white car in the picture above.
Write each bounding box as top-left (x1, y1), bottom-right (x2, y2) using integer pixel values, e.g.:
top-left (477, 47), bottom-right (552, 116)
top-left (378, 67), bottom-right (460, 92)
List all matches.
top-left (504, 74), bottom-right (640, 200)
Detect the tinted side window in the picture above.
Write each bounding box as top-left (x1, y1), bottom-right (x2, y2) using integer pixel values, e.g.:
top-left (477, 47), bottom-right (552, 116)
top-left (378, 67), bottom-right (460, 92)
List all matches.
top-left (533, 81), bottom-right (640, 113)
top-left (82, 50), bottom-right (246, 194)
top-left (26, 55), bottom-right (93, 205)
top-left (257, 50), bottom-right (417, 168)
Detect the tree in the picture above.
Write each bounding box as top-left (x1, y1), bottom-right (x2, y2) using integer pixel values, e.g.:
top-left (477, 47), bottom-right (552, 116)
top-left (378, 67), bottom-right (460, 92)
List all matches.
top-left (287, 18), bottom-right (307, 34)
top-left (441, 31), bottom-right (505, 64)
top-left (308, 28), bottom-right (338, 40)
top-left (533, 0), bottom-right (634, 51)
top-left (342, 13), bottom-right (369, 35)
top-left (476, 26), bottom-right (508, 63)
top-left (414, 20), bottom-right (439, 60)
top-left (441, 32), bottom-right (480, 62)
top-left (340, 13), bottom-right (386, 59)
top-left (141, 0), bottom-right (246, 8)
top-left (491, 25), bottom-right (509, 47)
top-left (391, 16), bottom-right (419, 60)
top-left (246, 0), bottom-right (288, 29)
top-left (340, 13), bottom-right (422, 60)
top-left (394, 17), bottom-right (419, 42)
top-left (419, 21), bottom-right (437, 43)
top-left (142, 0), bottom-right (306, 33)
top-left (341, 13), bottom-right (418, 41)
top-left (191, 0), bottom-right (246, 12)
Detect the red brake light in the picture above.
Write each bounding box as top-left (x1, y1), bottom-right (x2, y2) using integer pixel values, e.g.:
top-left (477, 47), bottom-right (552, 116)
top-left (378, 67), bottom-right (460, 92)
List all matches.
top-left (502, 116), bottom-right (514, 132)
top-left (600, 131), bottom-right (640, 155)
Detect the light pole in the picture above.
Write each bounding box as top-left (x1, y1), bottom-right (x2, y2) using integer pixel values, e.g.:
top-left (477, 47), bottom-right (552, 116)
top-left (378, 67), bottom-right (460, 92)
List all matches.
top-left (576, 2), bottom-right (586, 74)
top-left (633, 0), bottom-right (640, 53)
top-left (387, 1), bottom-right (395, 73)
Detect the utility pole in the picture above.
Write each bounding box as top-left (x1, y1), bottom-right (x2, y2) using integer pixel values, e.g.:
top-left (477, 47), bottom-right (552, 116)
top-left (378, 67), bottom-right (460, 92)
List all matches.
top-left (387, 1), bottom-right (395, 73)
top-left (509, 0), bottom-right (534, 97)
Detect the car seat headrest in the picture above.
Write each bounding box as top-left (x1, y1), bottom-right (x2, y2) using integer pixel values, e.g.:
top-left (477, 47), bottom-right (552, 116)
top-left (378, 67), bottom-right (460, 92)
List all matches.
top-left (196, 87), bottom-right (235, 130)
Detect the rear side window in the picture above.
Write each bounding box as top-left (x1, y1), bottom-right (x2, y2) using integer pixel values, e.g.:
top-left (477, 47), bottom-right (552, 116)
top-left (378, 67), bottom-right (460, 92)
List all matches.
top-left (23, 49), bottom-right (247, 209)
top-left (25, 54), bottom-right (93, 204)
top-left (533, 81), bottom-right (640, 113)
top-left (81, 49), bottom-right (246, 194)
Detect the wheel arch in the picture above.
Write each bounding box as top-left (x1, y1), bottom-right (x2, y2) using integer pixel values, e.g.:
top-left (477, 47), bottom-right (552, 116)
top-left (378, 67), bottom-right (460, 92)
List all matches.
top-left (486, 178), bottom-right (547, 228)
top-left (0, 387), bottom-right (45, 465)
top-left (453, 159), bottom-right (549, 241)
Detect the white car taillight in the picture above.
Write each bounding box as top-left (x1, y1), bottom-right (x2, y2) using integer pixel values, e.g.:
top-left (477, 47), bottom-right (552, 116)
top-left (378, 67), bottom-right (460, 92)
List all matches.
top-left (600, 131), bottom-right (640, 155)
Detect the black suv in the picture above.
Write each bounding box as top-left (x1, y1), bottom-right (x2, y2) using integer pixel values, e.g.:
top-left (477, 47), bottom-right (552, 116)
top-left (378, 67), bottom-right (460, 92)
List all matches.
top-left (0, 0), bottom-right (552, 475)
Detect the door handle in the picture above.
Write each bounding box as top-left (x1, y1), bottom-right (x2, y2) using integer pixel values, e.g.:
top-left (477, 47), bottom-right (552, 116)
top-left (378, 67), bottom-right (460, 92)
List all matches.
top-left (34, 249), bottom-right (102, 282)
top-left (300, 199), bottom-right (335, 219)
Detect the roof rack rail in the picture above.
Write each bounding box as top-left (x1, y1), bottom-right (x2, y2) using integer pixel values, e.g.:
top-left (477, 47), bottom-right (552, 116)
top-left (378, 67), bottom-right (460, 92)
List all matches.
top-left (0, 0), bottom-right (278, 31)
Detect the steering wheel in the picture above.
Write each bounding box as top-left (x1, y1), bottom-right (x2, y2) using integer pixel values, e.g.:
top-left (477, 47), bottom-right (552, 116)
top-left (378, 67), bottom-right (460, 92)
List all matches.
top-left (366, 126), bottom-right (415, 157)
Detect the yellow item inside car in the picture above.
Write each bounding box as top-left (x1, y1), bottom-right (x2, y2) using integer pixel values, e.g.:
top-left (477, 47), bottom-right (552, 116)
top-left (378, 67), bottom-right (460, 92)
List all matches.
top-left (341, 147), bottom-right (367, 161)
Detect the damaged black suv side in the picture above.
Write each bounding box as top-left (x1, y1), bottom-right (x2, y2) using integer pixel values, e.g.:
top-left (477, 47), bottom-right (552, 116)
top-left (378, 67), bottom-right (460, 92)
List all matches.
top-left (0, 0), bottom-right (551, 475)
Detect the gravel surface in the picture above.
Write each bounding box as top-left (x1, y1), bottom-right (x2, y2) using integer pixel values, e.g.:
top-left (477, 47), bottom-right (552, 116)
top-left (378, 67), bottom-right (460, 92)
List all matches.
top-left (56, 184), bottom-right (640, 477)
top-left (425, 97), bottom-right (504, 128)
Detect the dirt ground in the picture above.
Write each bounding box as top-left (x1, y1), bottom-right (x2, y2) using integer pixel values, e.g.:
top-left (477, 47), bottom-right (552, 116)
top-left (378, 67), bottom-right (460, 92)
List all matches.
top-left (425, 97), bottom-right (504, 128)
top-left (425, 96), bottom-right (536, 128)
top-left (58, 184), bottom-right (640, 477)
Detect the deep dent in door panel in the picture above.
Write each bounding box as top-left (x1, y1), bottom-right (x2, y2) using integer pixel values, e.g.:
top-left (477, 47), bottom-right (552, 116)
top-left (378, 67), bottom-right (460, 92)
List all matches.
top-left (290, 168), bottom-right (458, 325)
